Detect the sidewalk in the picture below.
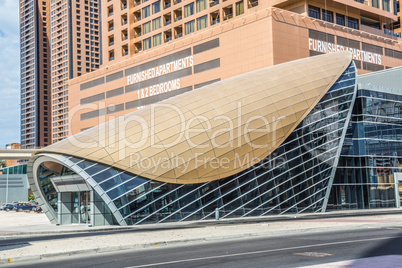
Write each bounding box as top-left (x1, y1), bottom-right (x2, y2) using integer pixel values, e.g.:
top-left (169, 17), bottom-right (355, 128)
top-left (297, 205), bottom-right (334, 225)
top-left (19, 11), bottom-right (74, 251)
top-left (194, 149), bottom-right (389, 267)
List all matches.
top-left (1, 209), bottom-right (402, 264)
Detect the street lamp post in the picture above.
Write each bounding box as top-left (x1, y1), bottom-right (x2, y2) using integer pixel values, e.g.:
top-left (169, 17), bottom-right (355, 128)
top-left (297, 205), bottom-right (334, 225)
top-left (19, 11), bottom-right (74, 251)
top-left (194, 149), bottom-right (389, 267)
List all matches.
top-left (5, 167), bottom-right (9, 204)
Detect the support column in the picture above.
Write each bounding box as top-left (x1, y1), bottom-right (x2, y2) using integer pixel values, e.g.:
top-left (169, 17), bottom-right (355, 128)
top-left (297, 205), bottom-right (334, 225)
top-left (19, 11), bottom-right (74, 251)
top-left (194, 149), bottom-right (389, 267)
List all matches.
top-left (57, 192), bottom-right (62, 225)
top-left (394, 173), bottom-right (401, 208)
top-left (90, 190), bottom-right (94, 227)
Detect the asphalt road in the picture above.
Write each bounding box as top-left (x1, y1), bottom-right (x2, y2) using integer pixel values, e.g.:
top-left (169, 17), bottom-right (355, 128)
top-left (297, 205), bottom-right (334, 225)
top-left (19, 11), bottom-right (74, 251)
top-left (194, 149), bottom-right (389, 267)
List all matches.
top-left (8, 228), bottom-right (402, 268)
top-left (7, 227), bottom-right (402, 268)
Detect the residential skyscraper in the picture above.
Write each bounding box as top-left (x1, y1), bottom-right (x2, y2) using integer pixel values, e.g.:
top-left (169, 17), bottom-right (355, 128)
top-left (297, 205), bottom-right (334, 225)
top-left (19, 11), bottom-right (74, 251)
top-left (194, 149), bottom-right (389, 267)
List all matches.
top-left (19, 0), bottom-right (51, 148)
top-left (19, 0), bottom-right (102, 147)
top-left (395, 0), bottom-right (401, 33)
top-left (49, 0), bottom-right (102, 143)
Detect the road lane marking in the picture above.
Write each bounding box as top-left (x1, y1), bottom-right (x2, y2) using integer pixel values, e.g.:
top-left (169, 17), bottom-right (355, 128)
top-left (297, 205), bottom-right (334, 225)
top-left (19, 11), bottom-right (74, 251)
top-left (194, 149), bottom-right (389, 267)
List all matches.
top-left (293, 252), bottom-right (333, 257)
top-left (126, 235), bottom-right (402, 268)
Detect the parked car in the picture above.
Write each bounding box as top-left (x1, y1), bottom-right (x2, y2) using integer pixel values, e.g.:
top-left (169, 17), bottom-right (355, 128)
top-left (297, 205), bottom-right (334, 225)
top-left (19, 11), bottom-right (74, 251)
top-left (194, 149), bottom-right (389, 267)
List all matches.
top-left (3, 204), bottom-right (14, 211)
top-left (13, 203), bottom-right (36, 212)
top-left (0, 204), bottom-right (14, 211)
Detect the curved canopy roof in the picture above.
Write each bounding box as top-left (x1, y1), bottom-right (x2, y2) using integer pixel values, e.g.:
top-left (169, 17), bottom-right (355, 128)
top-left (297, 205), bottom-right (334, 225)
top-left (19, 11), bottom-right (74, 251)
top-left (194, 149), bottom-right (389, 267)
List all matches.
top-left (36, 52), bottom-right (353, 184)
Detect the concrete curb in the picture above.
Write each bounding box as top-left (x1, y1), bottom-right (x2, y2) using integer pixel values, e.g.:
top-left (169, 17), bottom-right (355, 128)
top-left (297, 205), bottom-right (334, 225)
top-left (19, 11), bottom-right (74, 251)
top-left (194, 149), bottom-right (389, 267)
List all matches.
top-left (0, 227), bottom-right (133, 237)
top-left (2, 222), bottom-right (402, 265)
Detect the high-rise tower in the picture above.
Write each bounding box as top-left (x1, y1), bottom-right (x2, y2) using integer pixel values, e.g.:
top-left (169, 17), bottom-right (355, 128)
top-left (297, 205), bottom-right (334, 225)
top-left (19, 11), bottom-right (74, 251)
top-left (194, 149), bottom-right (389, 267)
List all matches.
top-left (49, 0), bottom-right (102, 143)
top-left (19, 0), bottom-right (51, 148)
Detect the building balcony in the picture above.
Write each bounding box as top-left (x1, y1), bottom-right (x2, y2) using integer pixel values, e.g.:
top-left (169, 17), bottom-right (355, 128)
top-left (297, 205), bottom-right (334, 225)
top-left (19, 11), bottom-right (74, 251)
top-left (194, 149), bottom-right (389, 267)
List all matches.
top-left (248, 0), bottom-right (258, 8)
top-left (211, 19), bottom-right (219, 25)
top-left (384, 28), bottom-right (401, 38)
top-left (223, 13), bottom-right (233, 21)
top-left (210, 0), bottom-right (219, 7)
top-left (359, 24), bottom-right (398, 40)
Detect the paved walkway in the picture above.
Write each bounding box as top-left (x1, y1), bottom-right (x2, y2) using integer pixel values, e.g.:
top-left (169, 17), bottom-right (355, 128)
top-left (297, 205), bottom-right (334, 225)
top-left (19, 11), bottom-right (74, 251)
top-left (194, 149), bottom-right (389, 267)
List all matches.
top-left (1, 209), bottom-right (402, 264)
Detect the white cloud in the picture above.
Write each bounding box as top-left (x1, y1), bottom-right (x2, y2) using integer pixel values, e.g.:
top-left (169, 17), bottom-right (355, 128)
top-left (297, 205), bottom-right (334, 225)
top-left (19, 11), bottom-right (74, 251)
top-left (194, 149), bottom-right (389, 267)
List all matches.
top-left (0, 0), bottom-right (20, 148)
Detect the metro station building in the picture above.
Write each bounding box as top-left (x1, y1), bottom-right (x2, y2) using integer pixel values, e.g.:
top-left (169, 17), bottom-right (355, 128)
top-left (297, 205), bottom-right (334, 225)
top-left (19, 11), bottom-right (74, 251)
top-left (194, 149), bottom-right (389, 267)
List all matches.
top-left (27, 52), bottom-right (402, 226)
top-left (25, 0), bottom-right (402, 226)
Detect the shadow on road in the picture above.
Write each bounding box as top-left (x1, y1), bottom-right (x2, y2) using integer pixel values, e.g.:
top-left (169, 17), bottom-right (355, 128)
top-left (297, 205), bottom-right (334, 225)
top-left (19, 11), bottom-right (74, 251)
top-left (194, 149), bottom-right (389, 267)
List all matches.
top-left (0, 243), bottom-right (29, 252)
top-left (360, 231), bottom-right (402, 258)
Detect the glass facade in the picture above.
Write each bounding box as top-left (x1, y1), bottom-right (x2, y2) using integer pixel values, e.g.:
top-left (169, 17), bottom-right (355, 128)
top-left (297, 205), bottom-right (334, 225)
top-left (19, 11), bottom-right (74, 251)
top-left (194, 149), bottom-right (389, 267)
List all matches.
top-left (0, 165), bottom-right (27, 175)
top-left (328, 87), bottom-right (402, 210)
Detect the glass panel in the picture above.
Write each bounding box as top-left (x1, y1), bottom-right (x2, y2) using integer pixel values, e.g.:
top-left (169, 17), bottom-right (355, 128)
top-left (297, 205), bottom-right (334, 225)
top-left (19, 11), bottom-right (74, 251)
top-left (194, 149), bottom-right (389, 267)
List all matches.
top-left (152, 0), bottom-right (161, 13)
top-left (142, 5), bottom-right (150, 18)
top-left (184, 3), bottom-right (194, 17)
top-left (197, 15), bottom-right (207, 30)
top-left (308, 5), bottom-right (320, 19)
top-left (236, 1), bottom-right (244, 15)
top-left (153, 33), bottom-right (162, 46)
top-left (143, 21), bottom-right (151, 34)
top-left (185, 20), bottom-right (195, 34)
top-left (196, 0), bottom-right (206, 12)
top-left (152, 17), bottom-right (161, 30)
top-left (383, 0), bottom-right (390, 11)
top-left (143, 37), bottom-right (152, 50)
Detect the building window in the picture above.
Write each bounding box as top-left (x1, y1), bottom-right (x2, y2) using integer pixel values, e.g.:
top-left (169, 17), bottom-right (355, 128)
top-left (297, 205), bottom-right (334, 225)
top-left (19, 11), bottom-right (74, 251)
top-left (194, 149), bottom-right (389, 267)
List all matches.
top-left (152, 1), bottom-right (161, 14)
top-left (108, 5), bottom-right (113, 16)
top-left (143, 5), bottom-right (151, 18)
top-left (223, 5), bottom-right (233, 20)
top-left (153, 17), bottom-right (162, 30)
top-left (122, 44), bottom-right (128, 56)
top-left (322, 9), bottom-right (333, 23)
top-left (236, 1), bottom-right (244, 16)
top-left (185, 20), bottom-right (195, 34)
top-left (184, 3), bottom-right (194, 17)
top-left (382, 0), bottom-right (390, 11)
top-left (336, 14), bottom-right (345, 26)
top-left (347, 16), bottom-right (359, 29)
top-left (197, 15), bottom-right (207, 30)
top-left (109, 50), bottom-right (115, 61)
top-left (308, 5), bottom-right (320, 19)
top-left (196, 0), bottom-right (206, 12)
top-left (143, 21), bottom-right (151, 34)
top-left (143, 37), bottom-right (152, 50)
top-left (394, 0), bottom-right (398, 15)
top-left (372, 0), bottom-right (379, 8)
top-left (153, 33), bottom-right (162, 46)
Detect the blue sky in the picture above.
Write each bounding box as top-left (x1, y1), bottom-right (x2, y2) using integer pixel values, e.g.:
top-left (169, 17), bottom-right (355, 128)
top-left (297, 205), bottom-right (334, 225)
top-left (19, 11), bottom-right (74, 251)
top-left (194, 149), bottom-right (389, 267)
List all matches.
top-left (0, 0), bottom-right (20, 148)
